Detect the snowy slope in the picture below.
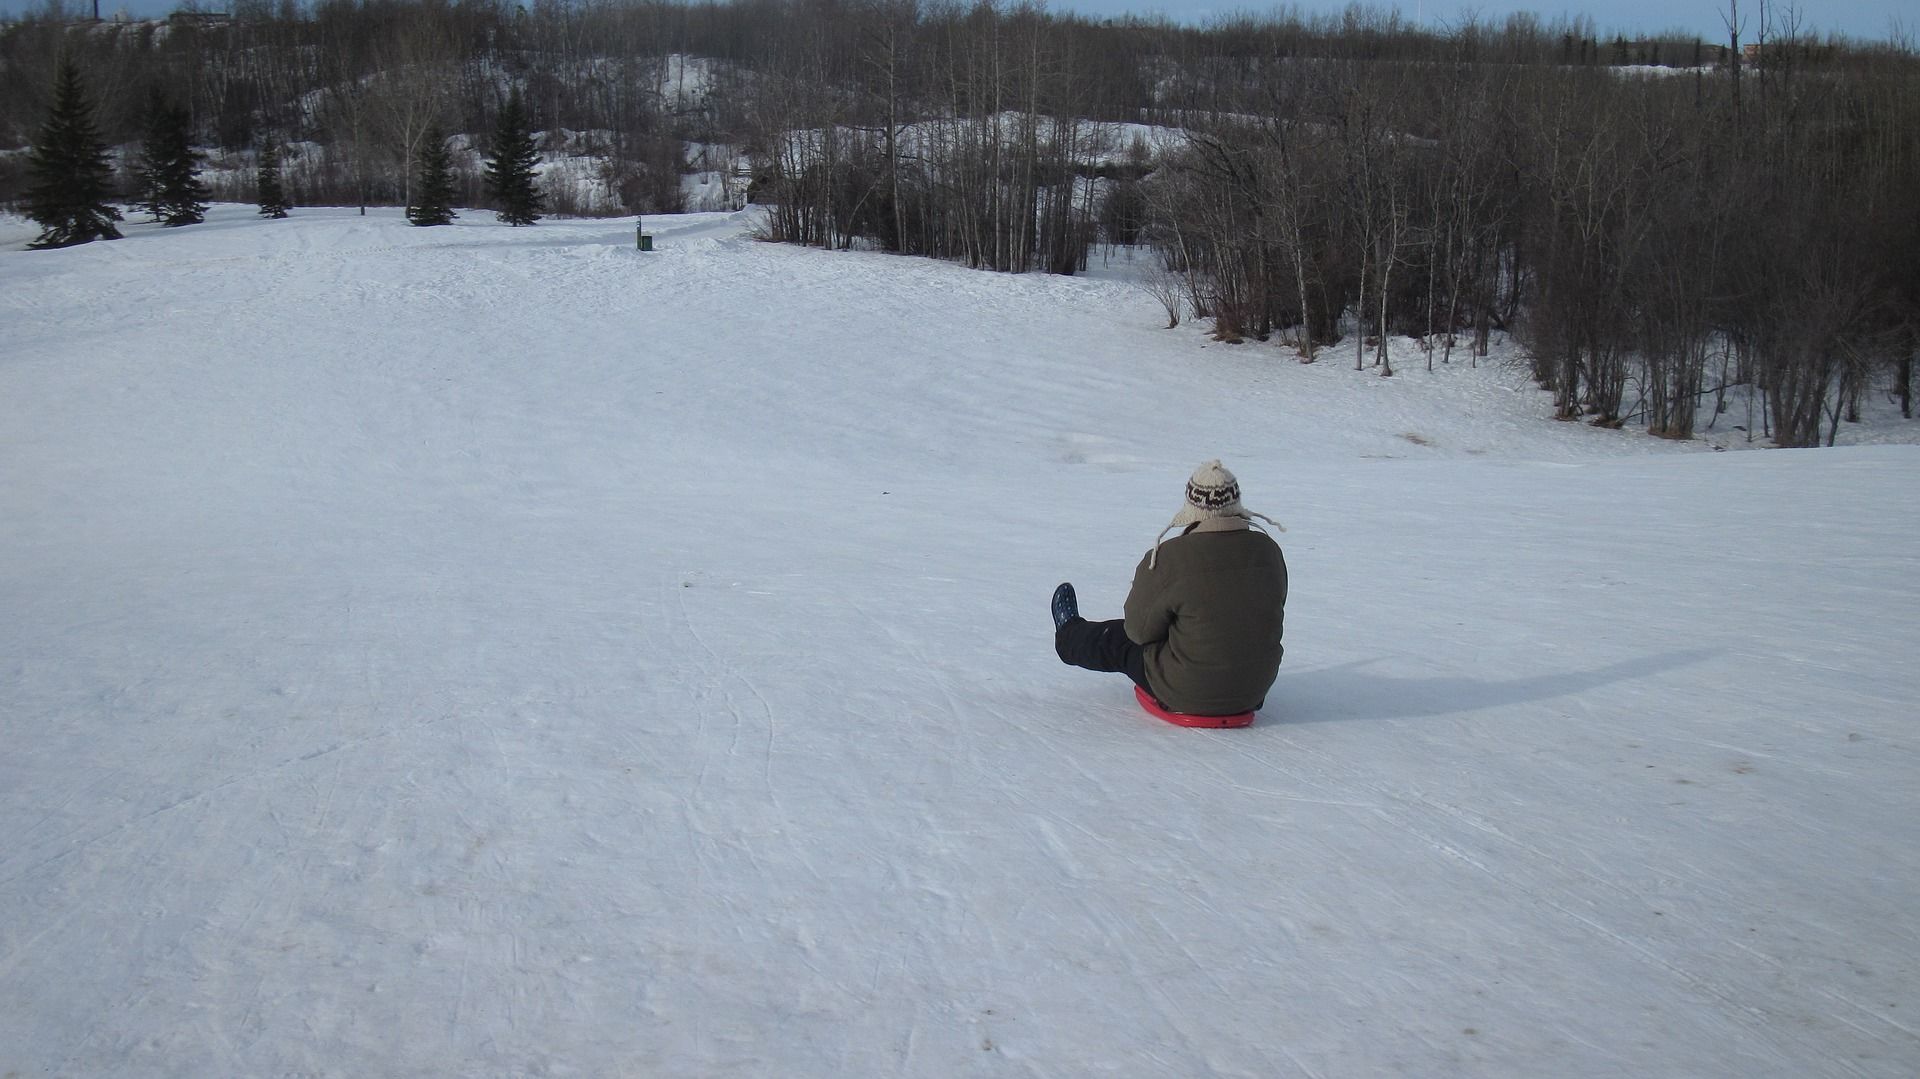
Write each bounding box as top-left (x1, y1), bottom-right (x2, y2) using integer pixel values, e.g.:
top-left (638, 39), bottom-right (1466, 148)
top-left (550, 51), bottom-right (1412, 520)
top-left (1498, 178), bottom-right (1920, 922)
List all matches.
top-left (2, 207), bottom-right (1917, 1078)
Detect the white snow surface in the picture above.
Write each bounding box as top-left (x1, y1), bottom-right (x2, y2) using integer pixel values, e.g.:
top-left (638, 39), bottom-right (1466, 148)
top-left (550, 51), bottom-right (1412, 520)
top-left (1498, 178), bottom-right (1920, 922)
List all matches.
top-left (2, 206), bottom-right (1917, 1077)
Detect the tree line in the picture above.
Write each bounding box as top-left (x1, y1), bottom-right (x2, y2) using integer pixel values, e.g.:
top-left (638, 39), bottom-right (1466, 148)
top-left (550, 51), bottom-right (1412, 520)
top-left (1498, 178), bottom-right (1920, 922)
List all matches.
top-left (20, 48), bottom-right (546, 241)
top-left (2, 0), bottom-right (1914, 445)
top-left (1140, 12), bottom-right (1918, 445)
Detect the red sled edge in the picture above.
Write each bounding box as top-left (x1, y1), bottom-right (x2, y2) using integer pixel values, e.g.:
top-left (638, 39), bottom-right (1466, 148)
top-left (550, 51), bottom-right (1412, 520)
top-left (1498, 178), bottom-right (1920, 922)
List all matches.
top-left (1134, 684), bottom-right (1254, 728)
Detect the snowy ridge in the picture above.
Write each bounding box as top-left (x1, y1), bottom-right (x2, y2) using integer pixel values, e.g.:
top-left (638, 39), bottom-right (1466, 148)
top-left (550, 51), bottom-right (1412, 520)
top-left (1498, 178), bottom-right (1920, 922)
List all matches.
top-left (1, 207), bottom-right (1917, 1077)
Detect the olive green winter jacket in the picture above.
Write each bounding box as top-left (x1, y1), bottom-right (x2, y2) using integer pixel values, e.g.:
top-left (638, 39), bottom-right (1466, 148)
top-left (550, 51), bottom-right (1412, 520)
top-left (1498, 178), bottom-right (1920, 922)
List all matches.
top-left (1123, 517), bottom-right (1288, 715)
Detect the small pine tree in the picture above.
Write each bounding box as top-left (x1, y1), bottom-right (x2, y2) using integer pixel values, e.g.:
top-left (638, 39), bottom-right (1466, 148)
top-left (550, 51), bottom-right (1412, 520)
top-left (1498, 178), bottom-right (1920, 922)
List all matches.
top-left (161, 106), bottom-right (211, 226)
top-left (257, 141), bottom-right (291, 219)
top-left (406, 127), bottom-right (458, 227)
top-left (23, 56), bottom-right (123, 249)
top-left (132, 103), bottom-right (169, 222)
top-left (484, 90), bottom-right (545, 226)
top-left (138, 102), bottom-right (210, 227)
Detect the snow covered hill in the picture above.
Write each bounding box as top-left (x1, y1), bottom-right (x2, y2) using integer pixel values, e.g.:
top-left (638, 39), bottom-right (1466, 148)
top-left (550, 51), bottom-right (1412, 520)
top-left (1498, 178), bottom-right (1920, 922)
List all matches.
top-left (3, 206), bottom-right (1917, 1077)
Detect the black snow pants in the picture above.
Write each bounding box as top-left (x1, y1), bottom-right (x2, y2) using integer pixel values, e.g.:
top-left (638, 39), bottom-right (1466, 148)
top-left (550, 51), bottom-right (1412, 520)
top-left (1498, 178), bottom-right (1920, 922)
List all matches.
top-left (1054, 617), bottom-right (1152, 693)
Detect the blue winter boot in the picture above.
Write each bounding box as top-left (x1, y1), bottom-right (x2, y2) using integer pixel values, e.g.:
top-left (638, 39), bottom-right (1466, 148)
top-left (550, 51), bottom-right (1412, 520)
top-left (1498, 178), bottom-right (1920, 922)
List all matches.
top-left (1051, 582), bottom-right (1079, 630)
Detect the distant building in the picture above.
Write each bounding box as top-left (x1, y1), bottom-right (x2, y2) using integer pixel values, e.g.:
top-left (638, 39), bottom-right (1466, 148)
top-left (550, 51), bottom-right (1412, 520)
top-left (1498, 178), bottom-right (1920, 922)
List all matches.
top-left (167, 10), bottom-right (233, 28)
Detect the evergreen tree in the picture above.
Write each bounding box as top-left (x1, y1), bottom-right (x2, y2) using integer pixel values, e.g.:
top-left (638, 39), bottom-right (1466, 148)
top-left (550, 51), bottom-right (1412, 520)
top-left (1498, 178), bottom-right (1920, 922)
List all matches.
top-left (131, 103), bottom-right (169, 223)
top-left (256, 141), bottom-right (291, 219)
top-left (406, 127), bottom-right (458, 227)
top-left (23, 56), bottom-right (123, 250)
top-left (484, 90), bottom-right (545, 226)
top-left (137, 102), bottom-right (210, 227)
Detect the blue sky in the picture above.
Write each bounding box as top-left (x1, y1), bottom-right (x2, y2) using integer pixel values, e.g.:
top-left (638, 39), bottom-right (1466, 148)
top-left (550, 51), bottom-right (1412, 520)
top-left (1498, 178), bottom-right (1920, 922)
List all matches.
top-left (2, 0), bottom-right (1910, 43)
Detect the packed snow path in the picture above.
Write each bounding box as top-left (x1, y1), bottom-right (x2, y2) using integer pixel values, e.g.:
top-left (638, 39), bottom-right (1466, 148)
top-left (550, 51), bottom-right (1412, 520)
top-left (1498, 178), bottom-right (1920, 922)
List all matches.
top-left (3, 208), bottom-right (1917, 1077)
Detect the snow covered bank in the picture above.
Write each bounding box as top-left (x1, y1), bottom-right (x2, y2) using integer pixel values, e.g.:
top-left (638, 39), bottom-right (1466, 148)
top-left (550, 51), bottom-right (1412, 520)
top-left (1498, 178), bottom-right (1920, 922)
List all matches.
top-left (2, 207), bottom-right (1917, 1076)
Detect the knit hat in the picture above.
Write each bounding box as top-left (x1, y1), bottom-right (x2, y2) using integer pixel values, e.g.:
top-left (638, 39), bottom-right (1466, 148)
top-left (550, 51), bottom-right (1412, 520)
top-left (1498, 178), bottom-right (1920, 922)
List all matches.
top-left (1150, 459), bottom-right (1283, 568)
top-left (1170, 459), bottom-right (1245, 528)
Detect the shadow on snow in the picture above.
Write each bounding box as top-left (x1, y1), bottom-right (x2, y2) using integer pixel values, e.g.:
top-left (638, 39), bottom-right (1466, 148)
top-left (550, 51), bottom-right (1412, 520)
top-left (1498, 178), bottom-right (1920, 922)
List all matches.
top-left (1268, 649), bottom-right (1719, 724)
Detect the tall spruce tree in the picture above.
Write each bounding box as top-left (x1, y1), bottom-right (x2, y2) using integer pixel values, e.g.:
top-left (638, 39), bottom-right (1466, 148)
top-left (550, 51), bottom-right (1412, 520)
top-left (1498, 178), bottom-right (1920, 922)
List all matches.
top-left (406, 127), bottom-right (458, 227)
top-left (23, 57), bottom-right (123, 249)
top-left (484, 90), bottom-right (545, 226)
top-left (137, 102), bottom-right (210, 227)
top-left (257, 141), bottom-right (291, 219)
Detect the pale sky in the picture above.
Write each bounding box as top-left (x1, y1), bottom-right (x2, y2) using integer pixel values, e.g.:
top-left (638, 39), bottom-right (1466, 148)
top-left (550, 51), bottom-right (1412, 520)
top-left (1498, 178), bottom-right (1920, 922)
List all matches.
top-left (1052, 0), bottom-right (1912, 42)
top-left (1, 0), bottom-right (1910, 45)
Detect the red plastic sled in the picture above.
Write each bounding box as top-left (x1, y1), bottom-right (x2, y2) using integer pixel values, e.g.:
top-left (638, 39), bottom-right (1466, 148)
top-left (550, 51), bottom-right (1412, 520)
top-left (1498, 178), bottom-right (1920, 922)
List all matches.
top-left (1134, 684), bottom-right (1255, 728)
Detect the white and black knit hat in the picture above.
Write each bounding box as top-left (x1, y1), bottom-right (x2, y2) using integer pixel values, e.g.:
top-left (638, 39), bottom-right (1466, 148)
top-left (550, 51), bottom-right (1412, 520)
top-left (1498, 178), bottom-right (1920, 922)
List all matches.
top-left (1170, 459), bottom-right (1246, 528)
top-left (1150, 459), bottom-right (1283, 567)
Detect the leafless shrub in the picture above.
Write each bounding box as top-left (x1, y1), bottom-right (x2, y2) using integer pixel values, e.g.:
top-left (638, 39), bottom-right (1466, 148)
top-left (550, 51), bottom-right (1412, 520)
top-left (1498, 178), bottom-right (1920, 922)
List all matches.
top-left (1138, 260), bottom-right (1186, 328)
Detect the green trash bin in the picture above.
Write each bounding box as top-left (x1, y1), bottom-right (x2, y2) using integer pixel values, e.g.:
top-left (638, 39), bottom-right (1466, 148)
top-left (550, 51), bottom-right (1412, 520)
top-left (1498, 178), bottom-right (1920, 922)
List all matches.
top-left (640, 234), bottom-right (654, 252)
top-left (636, 220), bottom-right (654, 251)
